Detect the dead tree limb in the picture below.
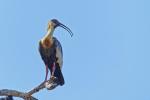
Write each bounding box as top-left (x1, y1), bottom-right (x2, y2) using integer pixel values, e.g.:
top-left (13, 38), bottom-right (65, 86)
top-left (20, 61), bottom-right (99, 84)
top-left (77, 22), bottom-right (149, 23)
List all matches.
top-left (0, 79), bottom-right (50, 100)
top-left (26, 81), bottom-right (45, 96)
top-left (0, 89), bottom-right (37, 100)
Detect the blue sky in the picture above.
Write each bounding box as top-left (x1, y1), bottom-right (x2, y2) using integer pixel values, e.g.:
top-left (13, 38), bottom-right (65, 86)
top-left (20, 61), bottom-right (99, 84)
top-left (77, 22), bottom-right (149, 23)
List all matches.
top-left (0, 0), bottom-right (150, 100)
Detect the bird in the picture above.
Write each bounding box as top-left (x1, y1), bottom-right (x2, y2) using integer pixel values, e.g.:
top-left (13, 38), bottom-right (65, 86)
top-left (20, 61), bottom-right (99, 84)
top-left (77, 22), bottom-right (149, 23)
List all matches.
top-left (39, 19), bottom-right (73, 88)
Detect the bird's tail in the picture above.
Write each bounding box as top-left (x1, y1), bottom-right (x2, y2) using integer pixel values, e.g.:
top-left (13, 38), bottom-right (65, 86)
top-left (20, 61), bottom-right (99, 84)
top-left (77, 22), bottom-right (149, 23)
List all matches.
top-left (54, 63), bottom-right (65, 86)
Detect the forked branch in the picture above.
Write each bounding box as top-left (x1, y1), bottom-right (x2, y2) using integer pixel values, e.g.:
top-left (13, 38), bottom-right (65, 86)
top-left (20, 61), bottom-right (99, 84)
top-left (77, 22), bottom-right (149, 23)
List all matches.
top-left (0, 80), bottom-right (49, 100)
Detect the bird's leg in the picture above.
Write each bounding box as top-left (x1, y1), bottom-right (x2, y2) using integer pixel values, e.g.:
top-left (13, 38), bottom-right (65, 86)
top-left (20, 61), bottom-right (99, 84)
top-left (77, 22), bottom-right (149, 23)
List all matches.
top-left (45, 65), bottom-right (49, 81)
top-left (51, 62), bottom-right (56, 78)
top-left (52, 63), bottom-right (55, 76)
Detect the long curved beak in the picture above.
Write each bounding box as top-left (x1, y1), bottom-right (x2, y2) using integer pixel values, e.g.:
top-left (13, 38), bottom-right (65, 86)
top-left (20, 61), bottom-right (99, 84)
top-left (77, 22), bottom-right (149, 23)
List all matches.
top-left (59, 23), bottom-right (73, 37)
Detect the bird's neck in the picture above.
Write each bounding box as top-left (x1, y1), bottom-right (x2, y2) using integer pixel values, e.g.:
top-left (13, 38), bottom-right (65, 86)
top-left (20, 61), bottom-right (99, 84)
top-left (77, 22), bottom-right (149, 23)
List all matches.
top-left (45, 28), bottom-right (54, 39)
top-left (41, 29), bottom-right (54, 48)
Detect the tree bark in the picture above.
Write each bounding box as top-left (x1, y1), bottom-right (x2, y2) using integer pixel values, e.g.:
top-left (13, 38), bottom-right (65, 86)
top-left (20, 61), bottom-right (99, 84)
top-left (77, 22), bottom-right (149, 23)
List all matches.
top-left (0, 80), bottom-right (48, 100)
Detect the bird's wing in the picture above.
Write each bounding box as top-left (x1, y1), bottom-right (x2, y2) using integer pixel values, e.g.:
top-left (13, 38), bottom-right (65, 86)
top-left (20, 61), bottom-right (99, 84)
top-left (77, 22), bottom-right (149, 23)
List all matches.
top-left (53, 37), bottom-right (63, 69)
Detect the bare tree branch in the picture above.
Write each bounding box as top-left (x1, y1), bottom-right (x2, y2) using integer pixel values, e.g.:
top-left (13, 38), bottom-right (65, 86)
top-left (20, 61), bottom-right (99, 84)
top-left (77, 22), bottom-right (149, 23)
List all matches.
top-left (0, 89), bottom-right (37, 100)
top-left (26, 81), bottom-right (45, 96)
top-left (0, 95), bottom-right (13, 100)
top-left (0, 79), bottom-right (51, 100)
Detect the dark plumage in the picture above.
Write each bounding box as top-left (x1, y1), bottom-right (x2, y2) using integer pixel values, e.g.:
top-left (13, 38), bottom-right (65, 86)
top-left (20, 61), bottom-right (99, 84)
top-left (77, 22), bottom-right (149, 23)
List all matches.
top-left (39, 19), bottom-right (73, 88)
top-left (39, 37), bottom-right (64, 85)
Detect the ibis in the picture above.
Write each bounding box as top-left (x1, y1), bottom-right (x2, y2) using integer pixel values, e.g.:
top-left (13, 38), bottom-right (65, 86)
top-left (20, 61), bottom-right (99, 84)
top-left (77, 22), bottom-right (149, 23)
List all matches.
top-left (39, 19), bottom-right (73, 89)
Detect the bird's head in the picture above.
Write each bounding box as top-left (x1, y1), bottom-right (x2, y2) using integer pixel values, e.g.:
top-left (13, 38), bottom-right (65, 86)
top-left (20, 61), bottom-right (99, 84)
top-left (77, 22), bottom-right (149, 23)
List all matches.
top-left (47, 19), bottom-right (73, 37)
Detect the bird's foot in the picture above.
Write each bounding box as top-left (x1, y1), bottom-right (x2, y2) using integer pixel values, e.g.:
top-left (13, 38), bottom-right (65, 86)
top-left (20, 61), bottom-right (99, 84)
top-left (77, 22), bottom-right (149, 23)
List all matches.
top-left (45, 82), bottom-right (59, 90)
top-left (50, 76), bottom-right (57, 80)
top-left (45, 76), bottom-right (59, 90)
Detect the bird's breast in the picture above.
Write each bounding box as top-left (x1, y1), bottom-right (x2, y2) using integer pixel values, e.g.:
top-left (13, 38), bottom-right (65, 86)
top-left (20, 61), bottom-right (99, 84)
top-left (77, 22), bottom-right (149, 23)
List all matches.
top-left (40, 36), bottom-right (53, 48)
top-left (39, 38), bottom-right (54, 57)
